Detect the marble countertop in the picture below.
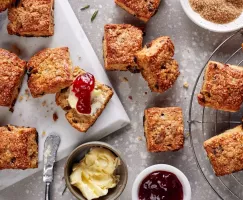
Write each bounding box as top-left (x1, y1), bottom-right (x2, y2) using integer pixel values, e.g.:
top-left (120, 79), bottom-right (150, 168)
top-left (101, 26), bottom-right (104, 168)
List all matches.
top-left (0, 0), bottom-right (233, 199)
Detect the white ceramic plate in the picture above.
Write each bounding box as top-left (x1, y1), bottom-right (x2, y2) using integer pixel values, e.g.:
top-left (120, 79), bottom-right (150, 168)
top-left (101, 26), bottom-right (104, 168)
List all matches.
top-left (180, 0), bottom-right (243, 33)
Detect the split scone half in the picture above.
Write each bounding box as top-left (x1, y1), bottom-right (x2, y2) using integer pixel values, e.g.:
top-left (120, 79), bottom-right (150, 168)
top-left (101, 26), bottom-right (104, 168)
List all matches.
top-left (115, 0), bottom-right (161, 22)
top-left (103, 24), bottom-right (143, 73)
top-left (0, 48), bottom-right (26, 110)
top-left (204, 125), bottom-right (243, 176)
top-left (0, 0), bottom-right (15, 12)
top-left (0, 125), bottom-right (38, 169)
top-left (56, 67), bottom-right (114, 132)
top-left (198, 61), bottom-right (243, 112)
top-left (27, 47), bottom-right (73, 98)
top-left (7, 0), bottom-right (54, 37)
top-left (144, 107), bottom-right (184, 152)
top-left (135, 36), bottom-right (180, 93)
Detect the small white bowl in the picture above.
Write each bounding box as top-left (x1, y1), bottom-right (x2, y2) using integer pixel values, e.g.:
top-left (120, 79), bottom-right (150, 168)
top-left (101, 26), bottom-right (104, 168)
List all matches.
top-left (132, 164), bottom-right (191, 200)
top-left (180, 0), bottom-right (243, 33)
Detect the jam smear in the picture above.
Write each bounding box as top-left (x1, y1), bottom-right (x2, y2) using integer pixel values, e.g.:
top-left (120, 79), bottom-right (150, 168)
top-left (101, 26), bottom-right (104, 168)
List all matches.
top-left (138, 171), bottom-right (183, 200)
top-left (72, 73), bottom-right (95, 114)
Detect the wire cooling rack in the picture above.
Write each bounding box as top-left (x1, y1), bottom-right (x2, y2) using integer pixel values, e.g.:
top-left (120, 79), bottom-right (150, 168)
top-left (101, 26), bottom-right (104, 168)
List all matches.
top-left (188, 29), bottom-right (243, 200)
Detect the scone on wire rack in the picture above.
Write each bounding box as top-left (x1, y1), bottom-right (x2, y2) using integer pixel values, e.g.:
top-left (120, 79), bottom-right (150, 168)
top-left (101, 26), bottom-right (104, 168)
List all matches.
top-left (27, 47), bottom-right (73, 98)
top-left (0, 48), bottom-right (26, 110)
top-left (56, 67), bottom-right (114, 132)
top-left (144, 107), bottom-right (184, 152)
top-left (0, 0), bottom-right (15, 12)
top-left (198, 61), bottom-right (243, 112)
top-left (103, 24), bottom-right (143, 73)
top-left (204, 125), bottom-right (243, 176)
top-left (114, 0), bottom-right (161, 22)
top-left (0, 125), bottom-right (38, 169)
top-left (7, 0), bottom-right (54, 37)
top-left (135, 36), bottom-right (180, 93)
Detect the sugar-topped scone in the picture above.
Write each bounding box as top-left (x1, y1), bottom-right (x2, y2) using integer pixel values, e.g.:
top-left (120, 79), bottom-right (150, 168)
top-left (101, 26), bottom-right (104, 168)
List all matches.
top-left (56, 67), bottom-right (113, 132)
top-left (0, 125), bottom-right (38, 169)
top-left (103, 24), bottom-right (143, 73)
top-left (198, 61), bottom-right (243, 112)
top-left (7, 0), bottom-right (54, 37)
top-left (0, 0), bottom-right (15, 12)
top-left (135, 36), bottom-right (180, 93)
top-left (115, 0), bottom-right (161, 22)
top-left (27, 47), bottom-right (73, 98)
top-left (144, 107), bottom-right (184, 152)
top-left (0, 48), bottom-right (26, 109)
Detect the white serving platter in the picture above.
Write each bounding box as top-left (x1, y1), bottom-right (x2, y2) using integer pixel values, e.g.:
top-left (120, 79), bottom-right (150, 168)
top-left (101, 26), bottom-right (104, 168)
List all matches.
top-left (0, 0), bottom-right (130, 190)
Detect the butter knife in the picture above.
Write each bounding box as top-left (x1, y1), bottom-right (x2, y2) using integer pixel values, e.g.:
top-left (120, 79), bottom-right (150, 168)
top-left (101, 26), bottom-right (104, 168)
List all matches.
top-left (43, 135), bottom-right (61, 200)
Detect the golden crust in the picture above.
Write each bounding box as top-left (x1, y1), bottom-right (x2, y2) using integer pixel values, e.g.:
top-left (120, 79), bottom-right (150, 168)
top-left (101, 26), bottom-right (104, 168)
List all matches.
top-left (27, 47), bottom-right (73, 98)
top-left (204, 125), bottom-right (243, 176)
top-left (197, 61), bottom-right (243, 112)
top-left (115, 0), bottom-right (161, 22)
top-left (56, 67), bottom-right (114, 132)
top-left (144, 107), bottom-right (184, 152)
top-left (0, 0), bottom-right (15, 12)
top-left (103, 24), bottom-right (143, 72)
top-left (7, 0), bottom-right (54, 37)
top-left (0, 48), bottom-right (26, 108)
top-left (135, 36), bottom-right (179, 93)
top-left (0, 125), bottom-right (38, 169)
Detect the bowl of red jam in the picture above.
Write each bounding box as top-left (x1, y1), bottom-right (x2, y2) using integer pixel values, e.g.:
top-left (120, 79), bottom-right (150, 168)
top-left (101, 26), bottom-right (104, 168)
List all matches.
top-left (132, 164), bottom-right (191, 200)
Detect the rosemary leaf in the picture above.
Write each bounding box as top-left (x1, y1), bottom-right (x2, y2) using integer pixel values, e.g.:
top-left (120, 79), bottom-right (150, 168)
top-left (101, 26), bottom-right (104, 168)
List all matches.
top-left (91, 10), bottom-right (99, 22)
top-left (62, 185), bottom-right (67, 196)
top-left (81, 5), bottom-right (90, 10)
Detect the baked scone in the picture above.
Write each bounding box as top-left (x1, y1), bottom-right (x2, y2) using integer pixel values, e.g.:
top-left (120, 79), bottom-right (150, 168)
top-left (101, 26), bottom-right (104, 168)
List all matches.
top-left (115, 0), bottom-right (161, 22)
top-left (103, 24), bottom-right (143, 73)
top-left (27, 47), bottom-right (73, 98)
top-left (0, 48), bottom-right (26, 109)
top-left (198, 61), bottom-right (243, 112)
top-left (204, 125), bottom-right (243, 176)
top-left (7, 0), bottom-right (54, 37)
top-left (135, 36), bottom-right (180, 93)
top-left (56, 67), bottom-right (114, 132)
top-left (0, 0), bottom-right (15, 12)
top-left (144, 107), bottom-right (184, 152)
top-left (0, 125), bottom-right (38, 169)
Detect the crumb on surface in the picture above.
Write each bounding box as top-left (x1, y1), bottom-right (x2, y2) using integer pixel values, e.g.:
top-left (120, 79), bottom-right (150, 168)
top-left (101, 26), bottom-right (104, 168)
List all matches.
top-left (128, 96), bottom-right (133, 100)
top-left (42, 131), bottom-right (46, 137)
top-left (119, 77), bottom-right (128, 82)
top-left (183, 82), bottom-right (189, 88)
top-left (53, 112), bottom-right (58, 122)
top-left (137, 136), bottom-right (143, 141)
top-left (19, 96), bottom-right (23, 102)
top-left (42, 100), bottom-right (47, 107)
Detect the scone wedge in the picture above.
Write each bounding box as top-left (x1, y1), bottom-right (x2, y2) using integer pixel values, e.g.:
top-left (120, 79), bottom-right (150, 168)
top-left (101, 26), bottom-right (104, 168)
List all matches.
top-left (56, 67), bottom-right (113, 132)
top-left (0, 0), bottom-right (15, 12)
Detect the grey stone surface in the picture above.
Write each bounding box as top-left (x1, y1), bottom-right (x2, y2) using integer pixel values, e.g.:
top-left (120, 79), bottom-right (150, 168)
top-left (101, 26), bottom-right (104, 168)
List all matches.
top-left (1, 0), bottom-right (238, 199)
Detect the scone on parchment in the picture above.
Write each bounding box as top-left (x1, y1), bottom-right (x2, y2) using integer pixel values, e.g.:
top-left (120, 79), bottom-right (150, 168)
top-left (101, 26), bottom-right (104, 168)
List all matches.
top-left (115, 0), bottom-right (161, 22)
top-left (0, 0), bottom-right (15, 12)
top-left (198, 61), bottom-right (243, 112)
top-left (103, 24), bottom-right (143, 73)
top-left (0, 125), bottom-right (38, 169)
top-left (204, 125), bottom-right (243, 176)
top-left (7, 0), bottom-right (54, 37)
top-left (144, 107), bottom-right (184, 152)
top-left (0, 48), bottom-right (26, 110)
top-left (135, 36), bottom-right (180, 93)
top-left (56, 67), bottom-right (113, 132)
top-left (27, 47), bottom-right (73, 98)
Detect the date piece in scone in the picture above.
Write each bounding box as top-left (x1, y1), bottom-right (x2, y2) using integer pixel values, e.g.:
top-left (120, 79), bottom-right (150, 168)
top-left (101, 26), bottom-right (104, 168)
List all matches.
top-left (7, 0), bottom-right (54, 37)
top-left (115, 0), bottom-right (161, 22)
top-left (0, 48), bottom-right (26, 109)
top-left (27, 47), bottom-right (73, 98)
top-left (0, 0), bottom-right (15, 12)
top-left (144, 107), bottom-right (184, 152)
top-left (204, 125), bottom-right (243, 176)
top-left (0, 125), bottom-right (38, 169)
top-left (135, 36), bottom-right (180, 93)
top-left (56, 67), bottom-right (114, 132)
top-left (197, 61), bottom-right (243, 112)
top-left (103, 24), bottom-right (143, 73)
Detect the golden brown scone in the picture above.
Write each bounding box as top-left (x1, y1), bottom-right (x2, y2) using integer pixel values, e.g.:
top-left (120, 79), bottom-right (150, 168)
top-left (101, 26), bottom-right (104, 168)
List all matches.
top-left (7, 0), bottom-right (54, 37)
top-left (56, 67), bottom-right (114, 132)
top-left (144, 107), bottom-right (184, 152)
top-left (27, 47), bottom-right (73, 98)
top-left (197, 61), bottom-right (243, 112)
top-left (115, 0), bottom-right (161, 22)
top-left (103, 24), bottom-right (143, 73)
top-left (0, 48), bottom-right (26, 109)
top-left (135, 36), bottom-right (180, 93)
top-left (204, 125), bottom-right (243, 176)
top-left (0, 125), bottom-right (38, 169)
top-left (0, 0), bottom-right (15, 12)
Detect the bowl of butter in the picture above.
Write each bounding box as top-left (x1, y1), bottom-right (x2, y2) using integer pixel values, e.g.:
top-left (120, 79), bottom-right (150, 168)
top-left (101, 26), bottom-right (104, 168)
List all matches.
top-left (64, 141), bottom-right (128, 200)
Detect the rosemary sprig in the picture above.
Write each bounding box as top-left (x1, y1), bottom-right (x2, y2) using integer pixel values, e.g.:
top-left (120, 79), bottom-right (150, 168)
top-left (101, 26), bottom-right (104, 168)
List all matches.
top-left (91, 10), bottom-right (99, 22)
top-left (81, 5), bottom-right (90, 10)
